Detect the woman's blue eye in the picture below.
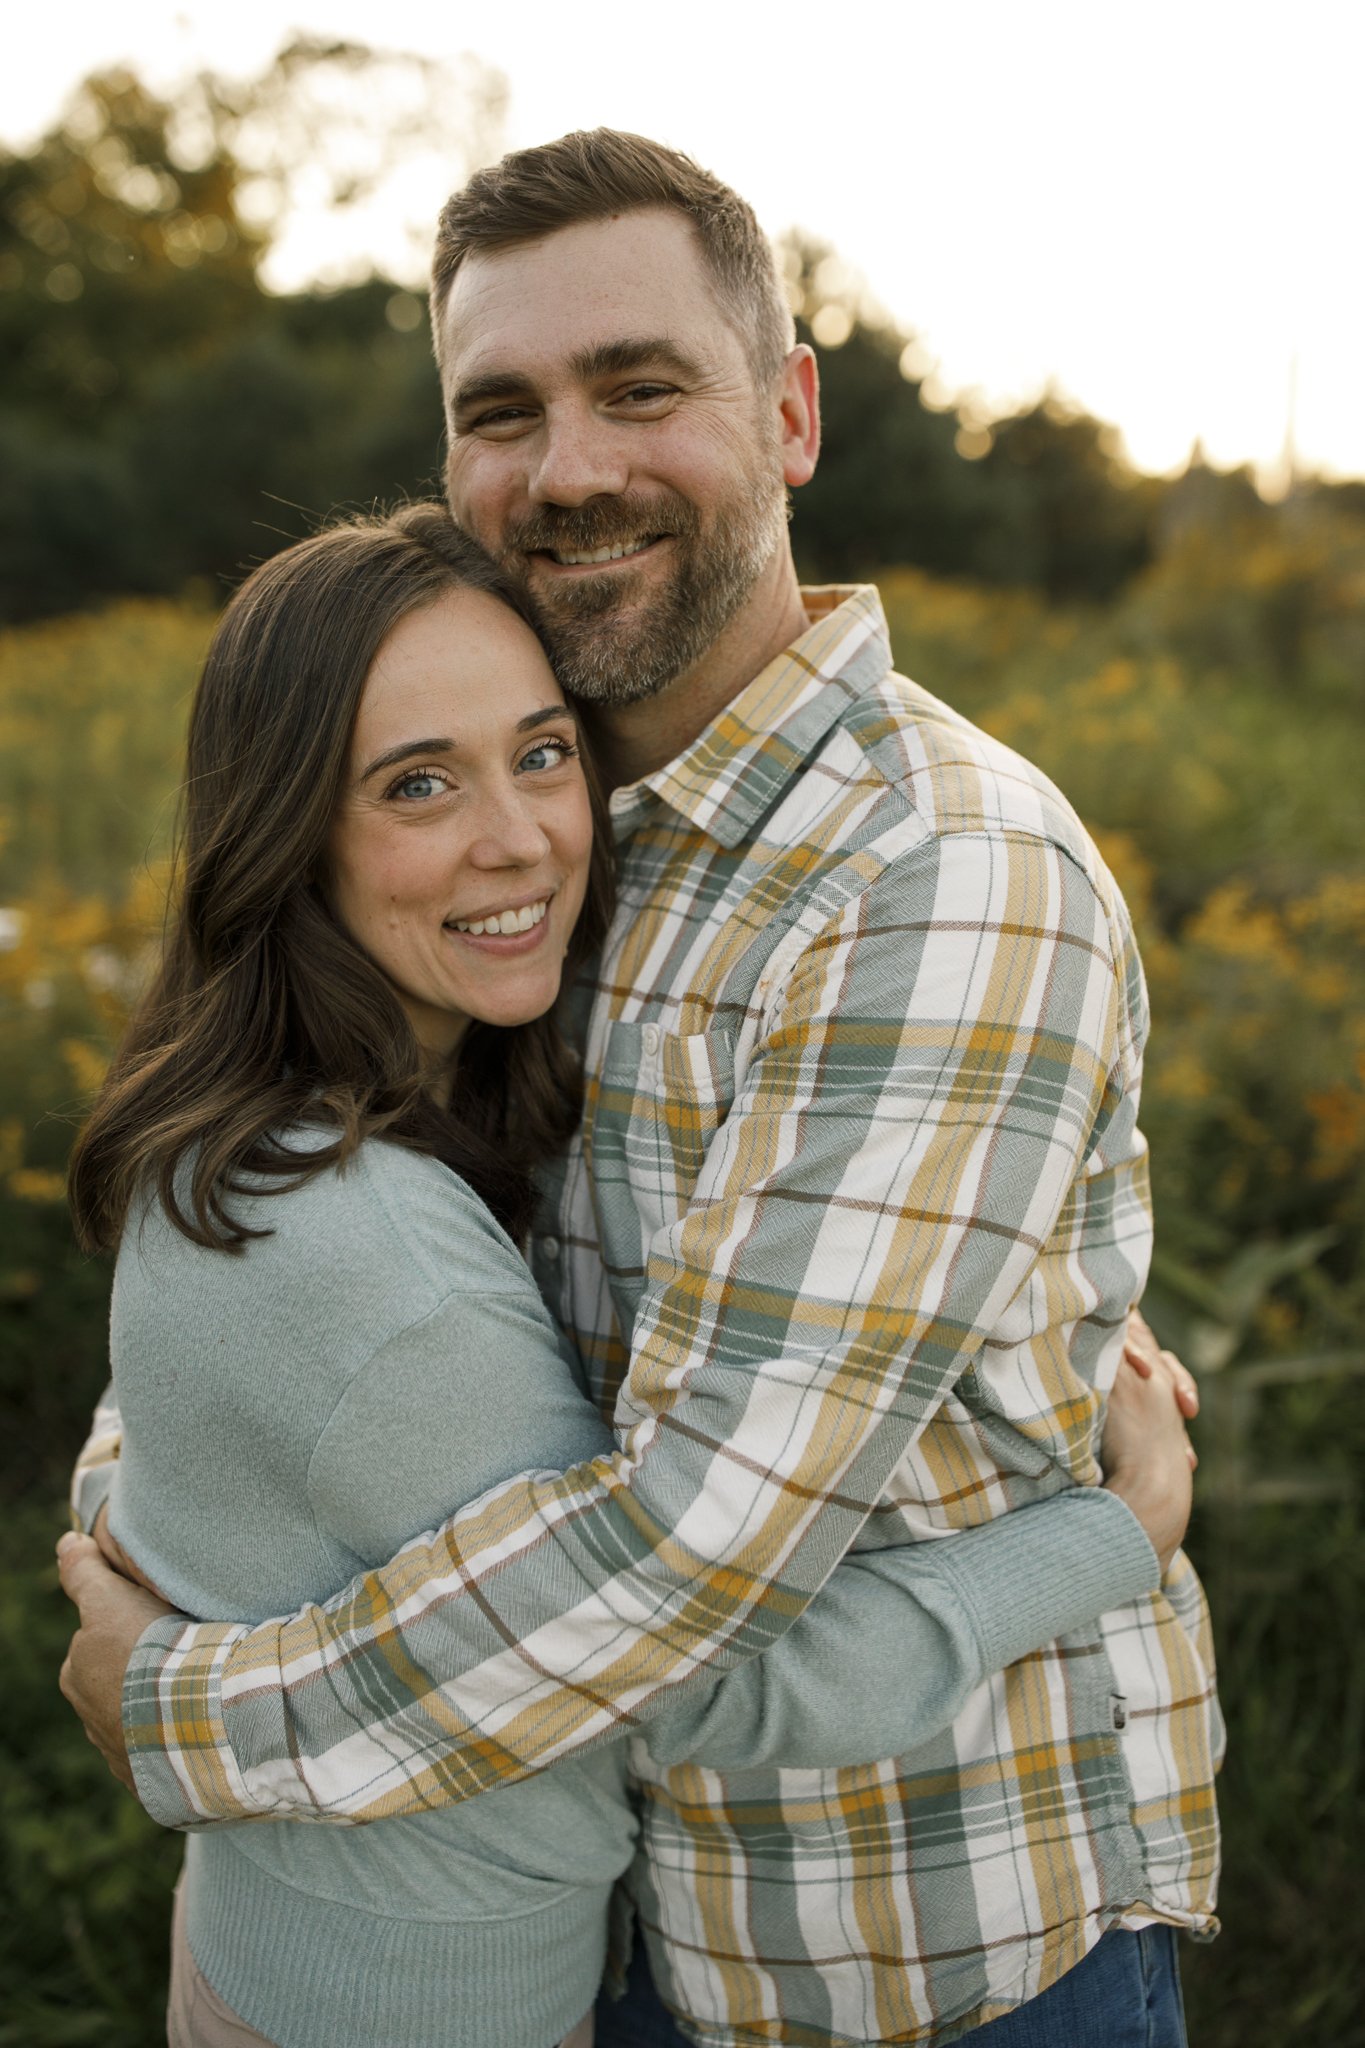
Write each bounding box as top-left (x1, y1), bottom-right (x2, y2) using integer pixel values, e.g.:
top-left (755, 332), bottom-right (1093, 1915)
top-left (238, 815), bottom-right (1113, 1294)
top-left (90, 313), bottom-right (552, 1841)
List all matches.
top-left (393, 771), bottom-right (445, 800)
top-left (520, 739), bottom-right (576, 773)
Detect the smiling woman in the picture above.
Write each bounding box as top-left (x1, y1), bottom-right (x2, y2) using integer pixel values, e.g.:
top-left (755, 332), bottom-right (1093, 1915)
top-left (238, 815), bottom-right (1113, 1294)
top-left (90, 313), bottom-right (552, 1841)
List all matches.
top-left (326, 583), bottom-right (595, 1079)
top-left (68, 504), bottom-right (614, 1252)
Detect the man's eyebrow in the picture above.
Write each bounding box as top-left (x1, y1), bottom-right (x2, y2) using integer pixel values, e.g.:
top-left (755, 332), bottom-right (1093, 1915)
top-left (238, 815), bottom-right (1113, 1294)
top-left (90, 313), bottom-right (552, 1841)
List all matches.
top-left (451, 370), bottom-right (534, 417)
top-left (360, 706), bottom-right (576, 783)
top-left (568, 337), bottom-right (705, 384)
top-left (452, 338), bottom-right (704, 417)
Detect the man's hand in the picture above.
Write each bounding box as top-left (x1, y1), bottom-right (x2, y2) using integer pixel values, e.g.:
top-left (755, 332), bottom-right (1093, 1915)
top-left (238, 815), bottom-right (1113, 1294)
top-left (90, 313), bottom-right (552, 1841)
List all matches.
top-left (1101, 1346), bottom-right (1196, 1575)
top-left (56, 1531), bottom-right (179, 1793)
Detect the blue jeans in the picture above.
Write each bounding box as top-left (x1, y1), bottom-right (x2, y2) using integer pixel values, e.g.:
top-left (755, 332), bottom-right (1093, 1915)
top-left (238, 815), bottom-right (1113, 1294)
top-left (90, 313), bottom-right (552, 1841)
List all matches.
top-left (595, 1925), bottom-right (1188, 2047)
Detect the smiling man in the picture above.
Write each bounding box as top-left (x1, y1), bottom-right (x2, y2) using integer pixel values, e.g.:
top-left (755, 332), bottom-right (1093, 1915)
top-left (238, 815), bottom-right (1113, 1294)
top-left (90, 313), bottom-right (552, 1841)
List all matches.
top-left (61, 132), bottom-right (1220, 2047)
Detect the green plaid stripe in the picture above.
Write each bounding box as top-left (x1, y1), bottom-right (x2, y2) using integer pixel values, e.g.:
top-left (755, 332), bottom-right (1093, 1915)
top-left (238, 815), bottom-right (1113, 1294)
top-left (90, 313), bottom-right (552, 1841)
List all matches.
top-left (126, 586), bottom-right (1220, 2043)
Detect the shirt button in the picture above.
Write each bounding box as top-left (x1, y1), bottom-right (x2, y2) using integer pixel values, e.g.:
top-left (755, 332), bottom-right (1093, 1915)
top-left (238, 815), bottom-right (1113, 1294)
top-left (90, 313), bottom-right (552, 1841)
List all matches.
top-left (1110, 1694), bottom-right (1128, 1732)
top-left (641, 1023), bottom-right (661, 1055)
top-left (542, 1237), bottom-right (560, 1260)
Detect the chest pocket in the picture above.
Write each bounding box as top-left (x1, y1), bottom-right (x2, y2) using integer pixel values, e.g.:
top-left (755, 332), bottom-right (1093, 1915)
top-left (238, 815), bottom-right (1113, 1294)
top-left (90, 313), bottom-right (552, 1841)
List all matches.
top-left (589, 1021), bottom-right (739, 1251)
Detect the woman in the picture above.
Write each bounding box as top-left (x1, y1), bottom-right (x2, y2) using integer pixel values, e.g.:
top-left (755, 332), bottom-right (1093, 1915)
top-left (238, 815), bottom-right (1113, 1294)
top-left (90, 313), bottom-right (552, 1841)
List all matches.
top-left (67, 505), bottom-right (1186, 2048)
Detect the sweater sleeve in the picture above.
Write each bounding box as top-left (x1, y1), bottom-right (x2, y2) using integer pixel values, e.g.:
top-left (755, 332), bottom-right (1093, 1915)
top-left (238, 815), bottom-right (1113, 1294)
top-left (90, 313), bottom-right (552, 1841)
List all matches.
top-left (647, 1484), bottom-right (1158, 1769)
top-left (307, 1288), bottom-right (612, 1570)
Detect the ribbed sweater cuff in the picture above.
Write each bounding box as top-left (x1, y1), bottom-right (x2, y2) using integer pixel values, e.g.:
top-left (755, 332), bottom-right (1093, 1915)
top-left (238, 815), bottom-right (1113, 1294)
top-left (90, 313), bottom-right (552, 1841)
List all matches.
top-left (184, 1836), bottom-right (609, 2048)
top-left (938, 1486), bottom-right (1161, 1678)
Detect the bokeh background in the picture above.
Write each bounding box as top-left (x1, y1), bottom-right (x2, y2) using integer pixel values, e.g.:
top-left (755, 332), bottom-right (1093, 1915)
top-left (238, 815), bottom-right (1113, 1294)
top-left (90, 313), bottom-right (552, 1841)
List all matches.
top-left (3, 10), bottom-right (1363, 2043)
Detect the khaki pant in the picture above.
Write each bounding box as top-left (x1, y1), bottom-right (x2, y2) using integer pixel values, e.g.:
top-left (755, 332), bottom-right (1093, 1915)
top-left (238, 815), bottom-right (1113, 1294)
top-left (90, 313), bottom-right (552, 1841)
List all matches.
top-left (167, 1879), bottom-right (595, 2048)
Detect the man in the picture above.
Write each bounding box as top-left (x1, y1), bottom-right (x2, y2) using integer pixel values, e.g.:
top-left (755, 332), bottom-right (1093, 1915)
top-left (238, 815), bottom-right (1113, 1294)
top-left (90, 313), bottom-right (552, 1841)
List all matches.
top-left (60, 131), bottom-right (1220, 2044)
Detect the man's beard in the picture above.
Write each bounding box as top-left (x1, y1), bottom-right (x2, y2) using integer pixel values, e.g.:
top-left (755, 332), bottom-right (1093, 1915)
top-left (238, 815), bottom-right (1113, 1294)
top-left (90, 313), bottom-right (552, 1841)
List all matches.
top-left (495, 454), bottom-right (789, 707)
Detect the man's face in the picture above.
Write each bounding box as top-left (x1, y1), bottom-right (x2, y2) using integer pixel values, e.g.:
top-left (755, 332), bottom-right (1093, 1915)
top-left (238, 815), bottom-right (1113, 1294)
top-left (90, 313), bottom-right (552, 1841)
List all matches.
top-left (437, 210), bottom-right (789, 706)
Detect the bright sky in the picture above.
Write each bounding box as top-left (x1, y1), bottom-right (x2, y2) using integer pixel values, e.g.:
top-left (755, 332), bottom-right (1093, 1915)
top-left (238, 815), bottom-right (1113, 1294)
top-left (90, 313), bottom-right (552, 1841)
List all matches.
top-left (7, 0), bottom-right (1363, 482)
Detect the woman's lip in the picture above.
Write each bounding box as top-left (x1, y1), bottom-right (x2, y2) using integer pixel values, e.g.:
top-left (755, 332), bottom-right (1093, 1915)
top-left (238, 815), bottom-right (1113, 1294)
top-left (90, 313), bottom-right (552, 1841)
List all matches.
top-left (443, 914), bottom-right (552, 957)
top-left (448, 889), bottom-right (552, 928)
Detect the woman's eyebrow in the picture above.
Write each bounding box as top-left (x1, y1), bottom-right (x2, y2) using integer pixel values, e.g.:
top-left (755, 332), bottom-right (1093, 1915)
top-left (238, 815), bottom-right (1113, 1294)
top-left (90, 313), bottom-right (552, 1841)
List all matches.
top-left (360, 737), bottom-right (454, 782)
top-left (360, 707), bottom-right (575, 782)
top-left (515, 704), bottom-right (579, 734)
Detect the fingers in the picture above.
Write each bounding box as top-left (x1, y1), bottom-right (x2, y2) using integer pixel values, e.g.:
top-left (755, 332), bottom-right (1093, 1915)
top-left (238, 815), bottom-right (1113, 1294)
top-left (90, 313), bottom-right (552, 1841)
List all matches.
top-left (1124, 1307), bottom-right (1160, 1367)
top-left (55, 1530), bottom-right (105, 1607)
top-left (1122, 1313), bottom-right (1200, 1419)
top-left (90, 1506), bottom-right (167, 1595)
top-left (1163, 1351), bottom-right (1200, 1418)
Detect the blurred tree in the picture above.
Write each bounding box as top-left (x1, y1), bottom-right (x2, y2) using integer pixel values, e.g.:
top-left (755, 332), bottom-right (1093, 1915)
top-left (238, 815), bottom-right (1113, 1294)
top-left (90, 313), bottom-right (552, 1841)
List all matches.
top-left (781, 235), bottom-right (984, 582)
top-left (0, 43), bottom-right (503, 619)
top-left (785, 233), bottom-right (1162, 598)
top-left (969, 398), bottom-right (1161, 598)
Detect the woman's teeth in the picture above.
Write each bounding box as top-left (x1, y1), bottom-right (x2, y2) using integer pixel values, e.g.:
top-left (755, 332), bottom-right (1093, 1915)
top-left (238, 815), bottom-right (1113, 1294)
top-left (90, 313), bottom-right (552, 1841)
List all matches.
top-left (449, 899), bottom-right (548, 937)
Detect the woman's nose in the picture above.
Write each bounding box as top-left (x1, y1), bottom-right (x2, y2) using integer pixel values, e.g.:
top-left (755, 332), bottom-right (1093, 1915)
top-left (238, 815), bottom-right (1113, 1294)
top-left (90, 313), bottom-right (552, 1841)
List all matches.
top-left (467, 787), bottom-right (553, 869)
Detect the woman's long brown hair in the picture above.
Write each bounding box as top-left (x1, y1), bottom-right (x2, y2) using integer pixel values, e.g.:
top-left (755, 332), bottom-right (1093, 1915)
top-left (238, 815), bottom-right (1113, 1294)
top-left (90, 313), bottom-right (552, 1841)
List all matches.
top-left (68, 504), bottom-right (614, 1254)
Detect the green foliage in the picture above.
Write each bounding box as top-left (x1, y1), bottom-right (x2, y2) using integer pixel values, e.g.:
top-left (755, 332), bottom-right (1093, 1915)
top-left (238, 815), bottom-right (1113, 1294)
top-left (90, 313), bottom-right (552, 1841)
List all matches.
top-left (0, 1503), bottom-right (177, 2045)
top-left (0, 55), bottom-right (462, 621)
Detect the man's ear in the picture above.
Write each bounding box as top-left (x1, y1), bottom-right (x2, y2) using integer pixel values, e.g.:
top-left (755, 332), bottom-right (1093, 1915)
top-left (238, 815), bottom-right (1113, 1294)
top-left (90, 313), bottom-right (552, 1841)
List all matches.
top-left (777, 344), bottom-right (820, 491)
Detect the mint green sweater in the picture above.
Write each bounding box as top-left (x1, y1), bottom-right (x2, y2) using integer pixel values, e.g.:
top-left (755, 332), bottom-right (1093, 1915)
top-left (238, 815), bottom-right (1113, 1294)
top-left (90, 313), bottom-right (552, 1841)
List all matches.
top-left (103, 1133), bottom-right (1157, 2048)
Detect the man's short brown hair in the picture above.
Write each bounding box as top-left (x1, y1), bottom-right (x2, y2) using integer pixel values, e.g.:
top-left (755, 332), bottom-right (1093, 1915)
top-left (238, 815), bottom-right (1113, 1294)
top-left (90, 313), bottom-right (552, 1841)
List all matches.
top-left (430, 128), bottom-right (795, 389)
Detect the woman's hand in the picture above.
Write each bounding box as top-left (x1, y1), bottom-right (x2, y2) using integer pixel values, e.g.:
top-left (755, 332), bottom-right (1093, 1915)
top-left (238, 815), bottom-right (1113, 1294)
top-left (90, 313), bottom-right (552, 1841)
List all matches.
top-left (1102, 1333), bottom-right (1198, 1576)
top-left (1123, 1307), bottom-right (1199, 1419)
top-left (90, 1501), bottom-right (168, 1597)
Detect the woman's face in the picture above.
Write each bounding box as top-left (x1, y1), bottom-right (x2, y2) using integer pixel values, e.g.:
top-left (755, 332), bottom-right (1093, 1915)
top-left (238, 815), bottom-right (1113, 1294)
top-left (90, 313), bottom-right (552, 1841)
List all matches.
top-left (327, 585), bottom-right (594, 1066)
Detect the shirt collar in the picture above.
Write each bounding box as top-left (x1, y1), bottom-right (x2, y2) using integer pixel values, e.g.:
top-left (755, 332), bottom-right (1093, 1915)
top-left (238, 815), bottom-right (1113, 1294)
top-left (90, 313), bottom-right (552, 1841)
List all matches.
top-left (608, 585), bottom-right (894, 851)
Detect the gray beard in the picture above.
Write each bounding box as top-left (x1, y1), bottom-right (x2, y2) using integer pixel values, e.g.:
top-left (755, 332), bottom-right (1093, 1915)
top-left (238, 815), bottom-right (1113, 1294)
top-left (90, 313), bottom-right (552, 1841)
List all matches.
top-left (500, 467), bottom-right (789, 708)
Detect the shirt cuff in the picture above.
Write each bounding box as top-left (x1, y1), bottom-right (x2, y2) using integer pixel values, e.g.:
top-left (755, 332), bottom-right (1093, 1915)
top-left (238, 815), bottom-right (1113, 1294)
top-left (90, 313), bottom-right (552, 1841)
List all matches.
top-left (934, 1485), bottom-right (1160, 1679)
top-left (124, 1614), bottom-right (254, 1830)
top-left (70, 1461), bottom-right (115, 1535)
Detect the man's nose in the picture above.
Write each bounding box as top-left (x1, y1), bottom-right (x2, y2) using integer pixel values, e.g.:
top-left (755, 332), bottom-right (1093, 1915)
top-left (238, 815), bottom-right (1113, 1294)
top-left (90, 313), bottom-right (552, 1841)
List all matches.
top-left (529, 407), bottom-right (628, 507)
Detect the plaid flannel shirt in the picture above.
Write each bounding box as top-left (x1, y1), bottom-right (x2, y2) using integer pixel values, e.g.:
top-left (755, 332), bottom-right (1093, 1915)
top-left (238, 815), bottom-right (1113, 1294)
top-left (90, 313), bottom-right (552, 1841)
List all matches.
top-left (101, 586), bottom-right (1221, 2045)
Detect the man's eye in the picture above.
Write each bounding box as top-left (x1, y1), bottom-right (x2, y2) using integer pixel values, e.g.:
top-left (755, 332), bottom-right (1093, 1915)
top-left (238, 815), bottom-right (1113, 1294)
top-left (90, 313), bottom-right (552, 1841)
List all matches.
top-left (469, 405), bottom-right (534, 434)
top-left (620, 384), bottom-right (674, 407)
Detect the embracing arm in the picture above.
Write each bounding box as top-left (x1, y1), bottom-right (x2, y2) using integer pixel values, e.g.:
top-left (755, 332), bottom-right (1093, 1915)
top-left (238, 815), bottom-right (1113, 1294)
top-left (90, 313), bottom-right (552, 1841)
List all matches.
top-left (116, 831), bottom-right (1146, 1827)
top-left (663, 1324), bottom-right (1195, 1771)
top-left (652, 1483), bottom-right (1159, 1770)
top-left (63, 1339), bottom-right (1182, 1794)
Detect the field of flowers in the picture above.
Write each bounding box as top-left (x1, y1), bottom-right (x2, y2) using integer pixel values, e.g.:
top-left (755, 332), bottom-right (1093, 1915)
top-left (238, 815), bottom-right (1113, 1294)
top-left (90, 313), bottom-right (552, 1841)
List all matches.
top-left (2, 498), bottom-right (1363, 2043)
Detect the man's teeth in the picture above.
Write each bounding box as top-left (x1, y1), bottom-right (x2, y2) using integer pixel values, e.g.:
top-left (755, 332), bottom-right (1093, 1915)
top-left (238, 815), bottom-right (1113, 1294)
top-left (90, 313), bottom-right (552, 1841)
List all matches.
top-left (450, 899), bottom-right (548, 937)
top-left (551, 537), bottom-right (653, 566)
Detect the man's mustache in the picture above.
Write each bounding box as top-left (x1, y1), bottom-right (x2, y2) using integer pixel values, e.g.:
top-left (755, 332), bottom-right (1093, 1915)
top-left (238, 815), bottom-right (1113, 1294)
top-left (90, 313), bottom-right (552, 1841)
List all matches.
top-left (502, 494), bottom-right (700, 558)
